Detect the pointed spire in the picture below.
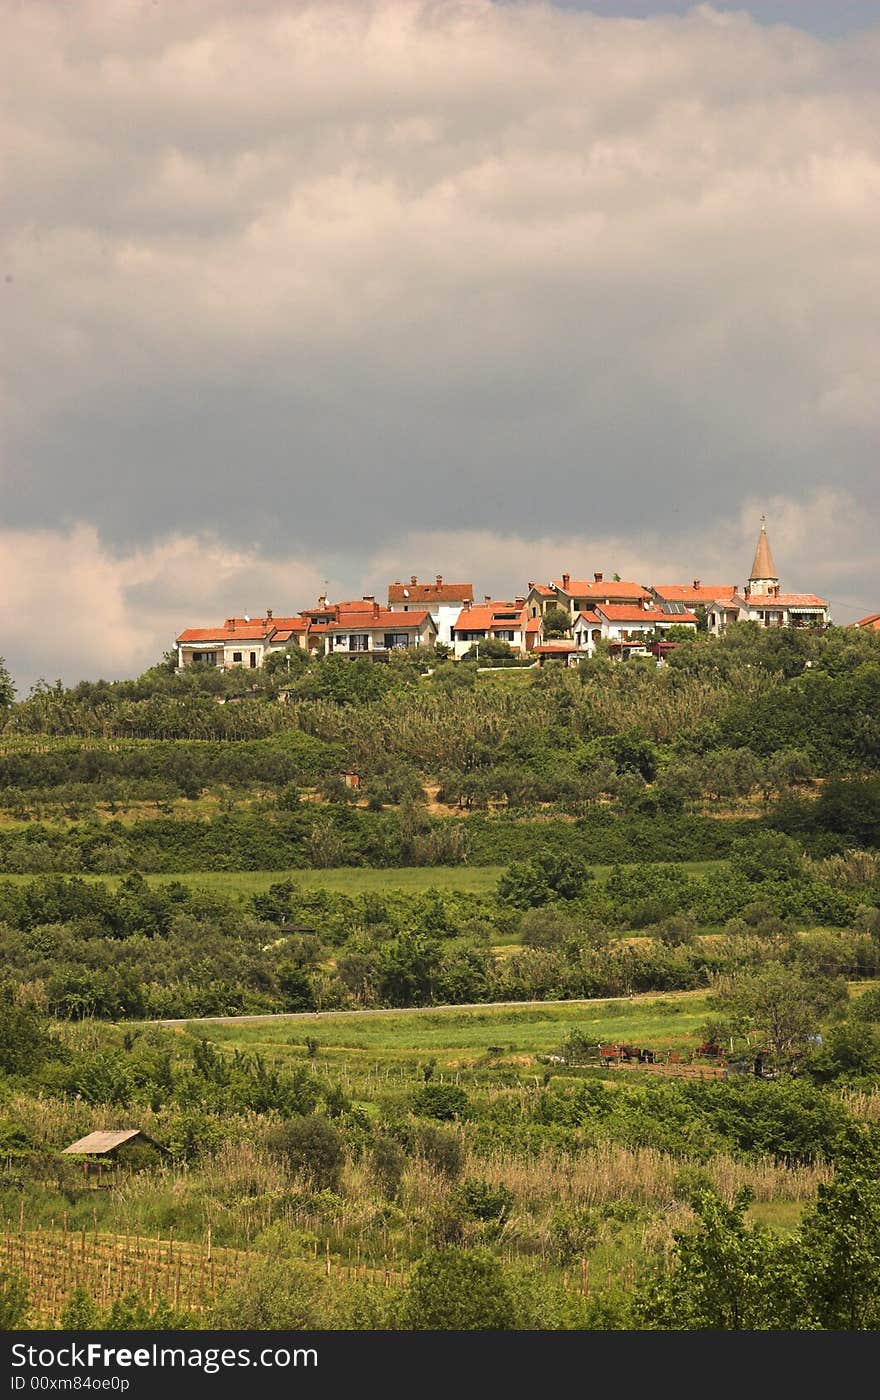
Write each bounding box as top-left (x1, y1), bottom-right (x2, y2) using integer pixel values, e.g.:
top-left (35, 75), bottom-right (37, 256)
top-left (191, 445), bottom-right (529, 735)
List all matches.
top-left (749, 516), bottom-right (778, 585)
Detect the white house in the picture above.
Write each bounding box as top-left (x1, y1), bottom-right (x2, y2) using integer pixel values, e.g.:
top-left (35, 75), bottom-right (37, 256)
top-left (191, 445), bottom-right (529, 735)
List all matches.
top-left (176, 616), bottom-right (276, 672)
top-left (387, 576), bottom-right (474, 646)
top-left (327, 603), bottom-right (437, 656)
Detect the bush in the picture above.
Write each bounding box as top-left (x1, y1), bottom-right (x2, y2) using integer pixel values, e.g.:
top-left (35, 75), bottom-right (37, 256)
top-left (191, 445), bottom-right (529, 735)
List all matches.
top-left (400, 1248), bottom-right (516, 1330)
top-left (453, 1179), bottom-right (513, 1223)
top-left (416, 1126), bottom-right (466, 1181)
top-left (212, 1258), bottom-right (324, 1329)
top-left (371, 1135), bottom-right (406, 1200)
top-left (266, 1114), bottom-right (345, 1190)
top-left (413, 1084), bottom-right (469, 1121)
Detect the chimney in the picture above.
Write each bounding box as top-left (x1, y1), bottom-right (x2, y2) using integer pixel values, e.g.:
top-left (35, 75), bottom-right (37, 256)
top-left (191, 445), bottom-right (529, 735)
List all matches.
top-left (318, 595), bottom-right (326, 609)
top-left (484, 595), bottom-right (491, 603)
top-left (562, 573), bottom-right (570, 590)
top-left (594, 572), bottom-right (603, 583)
top-left (515, 596), bottom-right (525, 607)
top-left (692, 579), bottom-right (700, 591)
top-left (410, 575), bottom-right (418, 586)
top-left (373, 600), bottom-right (380, 619)
top-left (528, 581), bottom-right (535, 591)
top-left (436, 574), bottom-right (443, 586)
top-left (362, 594), bottom-right (375, 602)
top-left (225, 618), bottom-right (234, 631)
top-left (266, 608), bottom-right (273, 621)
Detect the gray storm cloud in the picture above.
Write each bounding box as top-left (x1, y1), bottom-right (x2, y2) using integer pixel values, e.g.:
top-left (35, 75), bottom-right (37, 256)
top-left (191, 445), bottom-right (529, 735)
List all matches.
top-left (1, 1), bottom-right (879, 685)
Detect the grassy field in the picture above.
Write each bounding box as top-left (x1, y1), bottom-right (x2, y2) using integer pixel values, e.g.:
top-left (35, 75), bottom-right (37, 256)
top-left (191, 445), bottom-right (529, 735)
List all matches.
top-left (0, 859), bottom-right (726, 899)
top-left (165, 991), bottom-right (714, 1067)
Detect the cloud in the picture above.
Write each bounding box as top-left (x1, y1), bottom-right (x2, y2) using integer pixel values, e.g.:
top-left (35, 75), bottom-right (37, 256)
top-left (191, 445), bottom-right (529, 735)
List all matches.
top-left (1, 1), bottom-right (878, 672)
top-left (0, 488), bottom-right (872, 691)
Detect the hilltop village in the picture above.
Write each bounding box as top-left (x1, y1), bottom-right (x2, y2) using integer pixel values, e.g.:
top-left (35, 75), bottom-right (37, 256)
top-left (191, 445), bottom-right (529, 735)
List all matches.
top-left (176, 520), bottom-right (831, 672)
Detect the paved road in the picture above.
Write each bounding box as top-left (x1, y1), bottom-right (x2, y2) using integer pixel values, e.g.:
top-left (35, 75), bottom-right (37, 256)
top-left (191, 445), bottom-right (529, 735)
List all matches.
top-left (146, 988), bottom-right (701, 1029)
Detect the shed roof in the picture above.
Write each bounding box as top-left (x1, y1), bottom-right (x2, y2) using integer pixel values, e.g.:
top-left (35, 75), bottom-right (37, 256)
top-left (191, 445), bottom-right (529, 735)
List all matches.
top-left (63, 1130), bottom-right (148, 1155)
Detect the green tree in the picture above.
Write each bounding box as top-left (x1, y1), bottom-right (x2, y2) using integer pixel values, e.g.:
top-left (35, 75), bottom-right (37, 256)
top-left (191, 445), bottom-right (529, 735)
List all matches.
top-left (401, 1248), bottom-right (516, 1330)
top-left (0, 659), bottom-right (14, 710)
top-left (632, 1188), bottom-right (808, 1329)
top-left (542, 606), bottom-right (571, 639)
top-left (798, 1129), bottom-right (880, 1330)
top-left (713, 965), bottom-right (838, 1061)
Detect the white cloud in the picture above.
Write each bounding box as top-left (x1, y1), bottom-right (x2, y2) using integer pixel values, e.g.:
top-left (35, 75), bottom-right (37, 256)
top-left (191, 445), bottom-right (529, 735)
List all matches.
top-left (1, 1), bottom-right (878, 640)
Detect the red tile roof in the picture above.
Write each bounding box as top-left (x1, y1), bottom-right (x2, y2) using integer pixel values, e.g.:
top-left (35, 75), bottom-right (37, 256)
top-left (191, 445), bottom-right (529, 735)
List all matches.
top-left (741, 593), bottom-right (827, 608)
top-left (330, 608), bottom-right (432, 631)
top-left (177, 623), bottom-right (268, 643)
top-left (572, 610), bottom-right (603, 626)
top-left (553, 579), bottom-right (650, 601)
top-left (388, 580), bottom-right (474, 604)
top-left (653, 584), bottom-right (737, 603)
top-left (534, 642), bottom-right (578, 653)
top-left (855, 612), bottom-right (880, 630)
top-left (596, 604), bottom-right (698, 624)
top-left (452, 602), bottom-right (528, 633)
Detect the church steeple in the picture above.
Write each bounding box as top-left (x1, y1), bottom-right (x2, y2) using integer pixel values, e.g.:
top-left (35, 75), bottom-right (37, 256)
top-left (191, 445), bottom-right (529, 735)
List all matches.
top-left (748, 515), bottom-right (779, 595)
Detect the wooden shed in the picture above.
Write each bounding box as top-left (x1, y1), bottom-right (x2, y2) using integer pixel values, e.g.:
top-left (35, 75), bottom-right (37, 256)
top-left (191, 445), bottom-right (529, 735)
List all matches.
top-left (62, 1130), bottom-right (161, 1182)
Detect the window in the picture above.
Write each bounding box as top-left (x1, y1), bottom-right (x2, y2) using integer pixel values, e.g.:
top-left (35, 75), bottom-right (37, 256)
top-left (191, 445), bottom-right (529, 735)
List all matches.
top-left (232, 651), bottom-right (242, 663)
top-left (383, 633), bottom-right (411, 649)
top-left (494, 630), bottom-right (515, 641)
top-left (349, 634), bottom-right (369, 651)
top-left (250, 652), bottom-right (257, 668)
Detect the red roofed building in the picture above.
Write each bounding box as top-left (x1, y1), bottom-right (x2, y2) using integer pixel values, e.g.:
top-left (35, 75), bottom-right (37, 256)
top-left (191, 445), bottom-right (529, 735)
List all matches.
top-left (651, 581), bottom-right (737, 608)
top-left (706, 520), bottom-right (829, 634)
top-left (387, 575), bottom-right (474, 645)
top-left (176, 614), bottom-right (280, 671)
top-left (327, 602), bottom-right (437, 657)
top-left (854, 612), bottom-right (880, 632)
top-left (451, 600), bottom-right (530, 658)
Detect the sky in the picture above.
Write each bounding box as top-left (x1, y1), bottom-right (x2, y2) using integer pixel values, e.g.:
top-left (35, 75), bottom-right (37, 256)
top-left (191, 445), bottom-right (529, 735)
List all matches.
top-left (2, 1), bottom-right (879, 689)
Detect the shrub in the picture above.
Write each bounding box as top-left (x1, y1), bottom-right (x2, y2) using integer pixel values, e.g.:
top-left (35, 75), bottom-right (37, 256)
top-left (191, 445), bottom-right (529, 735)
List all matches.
top-left (453, 1179), bottom-right (513, 1223)
top-left (416, 1126), bottom-right (466, 1181)
top-left (401, 1248), bottom-right (516, 1330)
top-left (413, 1084), bottom-right (469, 1121)
top-left (266, 1114), bottom-right (345, 1191)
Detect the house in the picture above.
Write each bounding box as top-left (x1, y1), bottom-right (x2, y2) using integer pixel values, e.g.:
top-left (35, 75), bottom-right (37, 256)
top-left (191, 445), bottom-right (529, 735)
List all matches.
top-left (594, 602), bottom-right (699, 655)
top-left (854, 613), bottom-right (880, 632)
top-left (571, 610), bottom-right (605, 658)
top-left (706, 521), bottom-right (829, 634)
top-left (451, 599), bottom-right (530, 659)
top-left (326, 602), bottom-right (437, 656)
top-left (176, 616), bottom-right (276, 671)
top-left (528, 573), bottom-right (651, 625)
top-left (387, 576), bottom-right (474, 645)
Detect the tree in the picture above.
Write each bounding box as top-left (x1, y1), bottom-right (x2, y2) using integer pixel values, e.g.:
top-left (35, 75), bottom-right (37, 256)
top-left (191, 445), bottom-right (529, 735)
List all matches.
top-left (729, 830), bottom-right (804, 884)
top-left (401, 1248), bottom-right (516, 1330)
top-left (0, 658), bottom-right (14, 709)
top-left (542, 606), bottom-right (571, 639)
top-left (798, 1129), bottom-right (880, 1329)
top-left (713, 965), bottom-right (839, 1060)
top-left (632, 1188), bottom-right (808, 1330)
